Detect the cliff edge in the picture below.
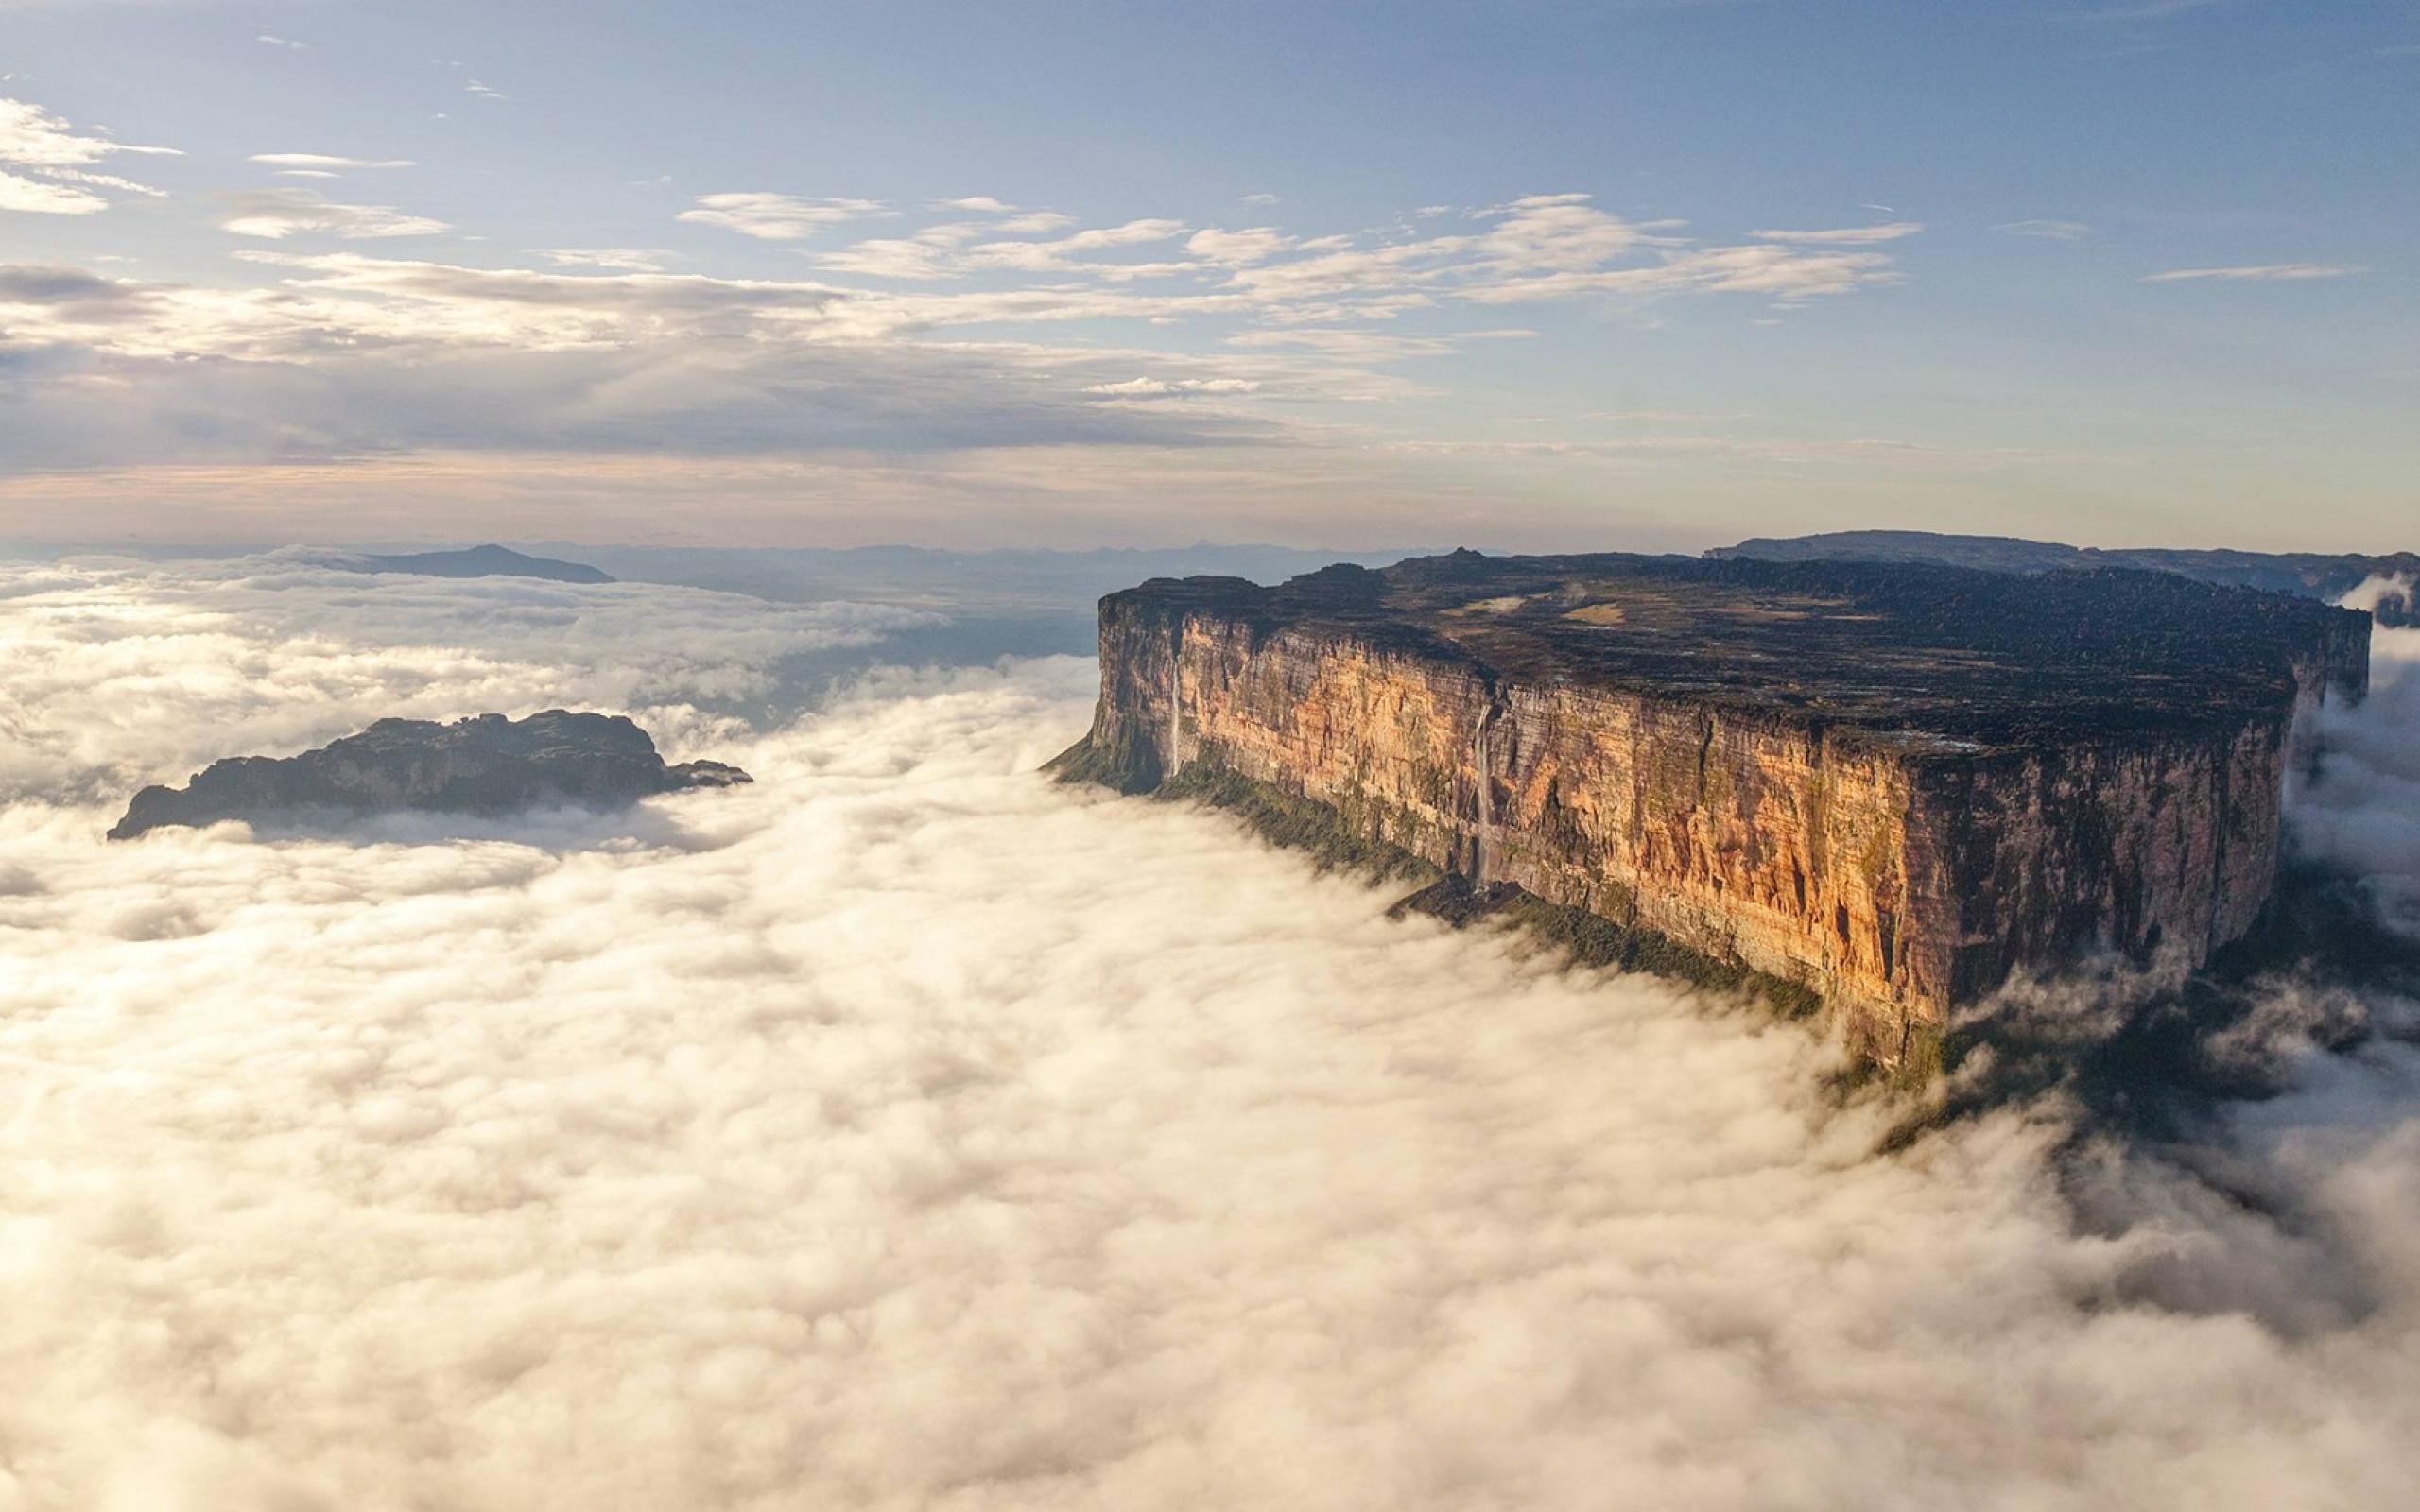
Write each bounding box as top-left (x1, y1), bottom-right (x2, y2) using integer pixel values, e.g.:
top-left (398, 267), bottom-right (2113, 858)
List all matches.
top-left (1051, 551), bottom-right (2372, 1070)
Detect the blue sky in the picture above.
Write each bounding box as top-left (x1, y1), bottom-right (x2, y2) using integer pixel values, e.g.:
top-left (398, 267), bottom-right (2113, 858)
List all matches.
top-left (1, 0), bottom-right (2412, 551)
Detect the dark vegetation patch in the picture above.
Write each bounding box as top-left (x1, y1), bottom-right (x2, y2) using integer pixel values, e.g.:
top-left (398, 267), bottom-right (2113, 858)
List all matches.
top-left (1103, 548), bottom-right (2366, 747)
top-left (1879, 865), bottom-right (2420, 1153)
top-left (1150, 762), bottom-right (1834, 1030)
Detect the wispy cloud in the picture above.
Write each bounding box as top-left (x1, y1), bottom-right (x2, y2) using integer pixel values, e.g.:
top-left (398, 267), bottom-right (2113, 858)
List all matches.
top-left (2141, 263), bottom-right (2366, 283)
top-left (677, 192), bottom-right (890, 241)
top-left (539, 248), bottom-right (679, 272)
top-left (1752, 222), bottom-right (1926, 245)
top-left (250, 153), bottom-right (417, 171)
top-left (2065, 0), bottom-right (2232, 21)
top-left (255, 33), bottom-right (308, 50)
top-left (218, 188), bottom-right (453, 240)
top-left (0, 94), bottom-right (181, 215)
top-left (1996, 218), bottom-right (2094, 241)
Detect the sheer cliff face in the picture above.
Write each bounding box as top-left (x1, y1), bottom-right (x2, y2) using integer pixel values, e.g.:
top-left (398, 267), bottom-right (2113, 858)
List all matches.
top-left (1060, 555), bottom-right (2372, 1065)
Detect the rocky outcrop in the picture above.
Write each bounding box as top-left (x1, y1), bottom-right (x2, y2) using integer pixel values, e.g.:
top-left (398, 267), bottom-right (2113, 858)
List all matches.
top-left (110, 710), bottom-right (747, 839)
top-left (1053, 552), bottom-right (2371, 1069)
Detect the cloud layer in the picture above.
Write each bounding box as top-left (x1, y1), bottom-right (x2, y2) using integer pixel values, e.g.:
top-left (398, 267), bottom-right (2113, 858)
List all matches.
top-left (1, 563), bottom-right (2417, 1509)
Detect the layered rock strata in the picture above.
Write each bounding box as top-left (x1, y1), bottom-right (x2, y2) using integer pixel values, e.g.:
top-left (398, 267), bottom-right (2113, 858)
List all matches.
top-left (111, 710), bottom-right (748, 839)
top-left (1053, 552), bottom-right (2372, 1067)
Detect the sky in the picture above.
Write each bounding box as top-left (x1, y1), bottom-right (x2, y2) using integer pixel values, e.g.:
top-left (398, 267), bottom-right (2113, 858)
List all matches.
top-left (0, 0), bottom-right (2414, 552)
top-left (2, 553), bottom-right (2418, 1508)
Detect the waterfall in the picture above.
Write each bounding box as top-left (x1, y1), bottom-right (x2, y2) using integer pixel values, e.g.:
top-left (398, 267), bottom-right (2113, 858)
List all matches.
top-left (1167, 635), bottom-right (1184, 778)
top-left (1470, 702), bottom-right (1495, 885)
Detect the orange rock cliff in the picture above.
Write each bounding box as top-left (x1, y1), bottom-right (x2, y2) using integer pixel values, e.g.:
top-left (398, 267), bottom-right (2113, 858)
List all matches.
top-left (1052, 552), bottom-right (2372, 1070)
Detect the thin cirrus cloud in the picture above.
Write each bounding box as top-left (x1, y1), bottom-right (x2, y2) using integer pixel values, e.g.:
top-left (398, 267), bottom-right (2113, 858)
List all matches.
top-left (676, 191), bottom-right (891, 240)
top-left (0, 94), bottom-right (181, 215)
top-left (1996, 218), bottom-right (2095, 241)
top-left (2142, 263), bottom-right (2367, 283)
top-left (218, 187), bottom-right (453, 240)
top-left (249, 153), bottom-right (417, 171)
top-left (1751, 222), bottom-right (1926, 245)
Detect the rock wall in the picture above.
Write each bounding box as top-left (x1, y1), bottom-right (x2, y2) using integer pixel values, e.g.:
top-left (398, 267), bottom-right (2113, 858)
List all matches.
top-left (1063, 589), bottom-right (2368, 1064)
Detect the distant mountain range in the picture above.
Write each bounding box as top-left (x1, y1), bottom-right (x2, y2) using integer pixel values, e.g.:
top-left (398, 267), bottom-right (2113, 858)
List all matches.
top-left (337, 543), bottom-right (615, 584)
top-left (1709, 530), bottom-right (2417, 626)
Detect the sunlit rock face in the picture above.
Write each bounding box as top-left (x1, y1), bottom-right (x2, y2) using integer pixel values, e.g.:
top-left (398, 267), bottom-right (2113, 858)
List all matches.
top-left (1056, 551), bottom-right (2373, 1067)
top-left (109, 709), bottom-right (749, 839)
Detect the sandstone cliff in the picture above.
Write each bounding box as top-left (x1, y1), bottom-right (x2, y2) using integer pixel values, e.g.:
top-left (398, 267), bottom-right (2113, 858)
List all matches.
top-left (1053, 552), bottom-right (2371, 1068)
top-left (111, 710), bottom-right (748, 839)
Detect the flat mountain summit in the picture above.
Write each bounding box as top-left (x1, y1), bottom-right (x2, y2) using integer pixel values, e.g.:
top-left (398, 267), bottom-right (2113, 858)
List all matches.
top-left (110, 710), bottom-right (748, 840)
top-left (337, 543), bottom-right (615, 584)
top-left (1710, 529), bottom-right (2416, 627)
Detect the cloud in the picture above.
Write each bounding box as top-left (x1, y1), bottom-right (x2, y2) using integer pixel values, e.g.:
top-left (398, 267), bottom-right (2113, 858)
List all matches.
top-left (1083, 375), bottom-right (1262, 398)
top-left (255, 32), bottom-right (307, 49)
top-left (1751, 222), bottom-right (1926, 244)
top-left (2142, 263), bottom-right (2367, 283)
top-left (0, 94), bottom-right (180, 213)
top-left (250, 153), bottom-right (417, 170)
top-left (1996, 218), bottom-right (2095, 241)
top-left (219, 187), bottom-right (453, 240)
top-left (2293, 593), bottom-right (2420, 939)
top-left (677, 192), bottom-right (890, 241)
top-left (0, 557), bottom-right (925, 805)
top-left (537, 247), bottom-right (677, 272)
top-left (2, 188), bottom-right (1920, 499)
top-left (0, 167), bottom-right (108, 214)
top-left (1185, 226), bottom-right (1294, 265)
top-left (2, 563), bottom-right (2419, 1507)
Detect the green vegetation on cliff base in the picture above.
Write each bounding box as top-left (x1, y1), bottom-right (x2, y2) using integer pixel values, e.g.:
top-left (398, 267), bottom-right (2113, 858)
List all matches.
top-left (1044, 728), bottom-right (1156, 794)
top-left (1156, 765), bottom-right (1443, 885)
top-left (1146, 761), bottom-right (1838, 1032)
top-left (1055, 744), bottom-right (1943, 1086)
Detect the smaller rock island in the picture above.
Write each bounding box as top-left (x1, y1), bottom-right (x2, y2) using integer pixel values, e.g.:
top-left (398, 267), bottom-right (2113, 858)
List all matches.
top-left (109, 710), bottom-right (749, 840)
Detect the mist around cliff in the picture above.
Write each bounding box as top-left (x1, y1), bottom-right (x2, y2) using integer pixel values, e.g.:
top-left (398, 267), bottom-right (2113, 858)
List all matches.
top-left (2296, 576), bottom-right (2420, 942)
top-left (3, 558), bottom-right (2418, 1510)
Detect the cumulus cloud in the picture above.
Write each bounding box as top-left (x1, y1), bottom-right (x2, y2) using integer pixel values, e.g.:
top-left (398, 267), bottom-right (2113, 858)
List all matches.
top-left (0, 94), bottom-right (180, 214)
top-left (677, 192), bottom-right (890, 240)
top-left (1, 565), bottom-right (2418, 1509)
top-left (219, 187), bottom-right (453, 240)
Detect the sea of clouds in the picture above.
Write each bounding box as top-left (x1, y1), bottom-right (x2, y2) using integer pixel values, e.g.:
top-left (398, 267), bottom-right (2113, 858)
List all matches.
top-left (1, 558), bottom-right (2416, 1511)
